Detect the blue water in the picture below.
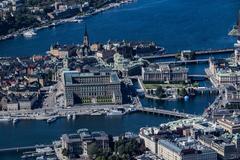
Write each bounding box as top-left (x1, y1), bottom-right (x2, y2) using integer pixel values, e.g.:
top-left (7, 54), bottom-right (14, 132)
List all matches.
top-left (0, 0), bottom-right (239, 159)
top-left (0, 0), bottom-right (239, 56)
top-left (0, 114), bottom-right (175, 150)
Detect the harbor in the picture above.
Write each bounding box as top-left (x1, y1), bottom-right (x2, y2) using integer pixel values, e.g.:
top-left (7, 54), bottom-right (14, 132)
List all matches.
top-left (0, 0), bottom-right (240, 159)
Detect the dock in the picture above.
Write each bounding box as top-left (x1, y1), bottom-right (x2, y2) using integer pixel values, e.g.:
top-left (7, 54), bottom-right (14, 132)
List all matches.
top-left (136, 107), bottom-right (195, 119)
top-left (157, 59), bottom-right (209, 65)
top-left (0, 144), bottom-right (53, 153)
top-left (141, 48), bottom-right (234, 60)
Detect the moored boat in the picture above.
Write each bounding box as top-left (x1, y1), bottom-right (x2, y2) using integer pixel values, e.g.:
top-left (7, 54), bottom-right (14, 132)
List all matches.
top-left (47, 116), bottom-right (57, 124)
top-left (23, 30), bottom-right (37, 38)
top-left (106, 110), bottom-right (124, 116)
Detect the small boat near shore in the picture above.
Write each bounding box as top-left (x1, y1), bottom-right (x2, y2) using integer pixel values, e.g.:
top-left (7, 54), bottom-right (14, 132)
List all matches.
top-left (12, 118), bottom-right (19, 125)
top-left (0, 117), bottom-right (12, 122)
top-left (72, 114), bottom-right (76, 120)
top-left (106, 110), bottom-right (124, 116)
top-left (23, 30), bottom-right (37, 38)
top-left (47, 117), bottom-right (57, 124)
top-left (67, 114), bottom-right (71, 120)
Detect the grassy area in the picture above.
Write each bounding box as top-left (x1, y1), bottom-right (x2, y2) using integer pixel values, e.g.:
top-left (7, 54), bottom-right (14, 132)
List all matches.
top-left (143, 83), bottom-right (188, 89)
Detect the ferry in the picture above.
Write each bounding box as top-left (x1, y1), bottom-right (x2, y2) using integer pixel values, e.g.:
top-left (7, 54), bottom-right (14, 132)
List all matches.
top-left (47, 117), bottom-right (57, 124)
top-left (23, 30), bottom-right (37, 38)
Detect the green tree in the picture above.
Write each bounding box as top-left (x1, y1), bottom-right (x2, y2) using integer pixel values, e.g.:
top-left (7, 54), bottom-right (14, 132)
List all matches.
top-left (178, 88), bottom-right (187, 96)
top-left (87, 142), bottom-right (99, 158)
top-left (155, 86), bottom-right (164, 98)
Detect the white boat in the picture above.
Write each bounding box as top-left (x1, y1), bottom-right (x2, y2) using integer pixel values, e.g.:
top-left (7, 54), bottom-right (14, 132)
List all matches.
top-left (36, 147), bottom-right (53, 153)
top-left (106, 110), bottom-right (124, 116)
top-left (67, 114), bottom-right (71, 120)
top-left (23, 30), bottom-right (36, 38)
top-left (91, 112), bottom-right (103, 116)
top-left (47, 117), bottom-right (57, 124)
top-left (12, 118), bottom-right (19, 124)
top-left (72, 114), bottom-right (76, 120)
top-left (0, 117), bottom-right (11, 122)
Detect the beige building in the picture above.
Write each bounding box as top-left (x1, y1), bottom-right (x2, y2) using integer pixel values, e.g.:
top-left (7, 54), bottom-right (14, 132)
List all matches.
top-left (139, 133), bottom-right (158, 154)
top-left (217, 117), bottom-right (240, 134)
top-left (158, 138), bottom-right (217, 160)
top-left (142, 64), bottom-right (188, 83)
top-left (63, 71), bottom-right (122, 107)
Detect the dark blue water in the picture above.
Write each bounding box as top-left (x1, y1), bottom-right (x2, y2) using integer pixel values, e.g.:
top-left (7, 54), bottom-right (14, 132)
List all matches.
top-left (0, 114), bottom-right (175, 148)
top-left (0, 0), bottom-right (238, 159)
top-left (0, 0), bottom-right (239, 56)
top-left (141, 94), bottom-right (216, 115)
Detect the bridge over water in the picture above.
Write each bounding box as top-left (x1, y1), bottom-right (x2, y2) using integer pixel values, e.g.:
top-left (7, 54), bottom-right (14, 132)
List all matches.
top-left (142, 48), bottom-right (234, 60)
top-left (136, 107), bottom-right (196, 119)
top-left (157, 59), bottom-right (209, 65)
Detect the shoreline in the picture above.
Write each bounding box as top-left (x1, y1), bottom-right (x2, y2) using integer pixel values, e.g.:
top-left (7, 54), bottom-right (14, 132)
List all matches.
top-left (0, 0), bottom-right (135, 42)
top-left (0, 104), bottom-right (137, 122)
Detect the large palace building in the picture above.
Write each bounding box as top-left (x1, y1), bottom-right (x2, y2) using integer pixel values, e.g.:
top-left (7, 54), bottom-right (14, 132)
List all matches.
top-left (63, 71), bottom-right (122, 107)
top-left (142, 64), bottom-right (188, 83)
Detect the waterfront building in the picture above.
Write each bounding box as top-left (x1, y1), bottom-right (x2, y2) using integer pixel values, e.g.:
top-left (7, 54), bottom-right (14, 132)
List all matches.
top-left (199, 134), bottom-right (239, 160)
top-left (207, 24), bottom-right (240, 86)
top-left (61, 129), bottom-right (109, 157)
top-left (139, 127), bottom-right (217, 160)
top-left (139, 127), bottom-right (180, 155)
top-left (207, 58), bottom-right (240, 86)
top-left (61, 134), bottom-right (82, 157)
top-left (63, 71), bottom-right (122, 107)
top-left (49, 44), bottom-right (70, 58)
top-left (223, 84), bottom-right (240, 108)
top-left (217, 116), bottom-right (240, 134)
top-left (158, 137), bottom-right (217, 160)
top-left (139, 132), bottom-right (158, 154)
top-left (18, 94), bottom-right (38, 110)
top-left (6, 97), bottom-right (18, 111)
top-left (142, 64), bottom-right (188, 83)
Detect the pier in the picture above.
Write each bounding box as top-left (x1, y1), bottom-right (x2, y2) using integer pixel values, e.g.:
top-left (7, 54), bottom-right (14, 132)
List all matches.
top-left (141, 48), bottom-right (234, 60)
top-left (136, 107), bottom-right (195, 119)
top-left (157, 59), bottom-right (209, 65)
top-left (0, 144), bottom-right (53, 153)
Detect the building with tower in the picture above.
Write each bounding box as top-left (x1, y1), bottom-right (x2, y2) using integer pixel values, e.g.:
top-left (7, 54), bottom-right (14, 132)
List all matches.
top-left (77, 25), bottom-right (91, 57)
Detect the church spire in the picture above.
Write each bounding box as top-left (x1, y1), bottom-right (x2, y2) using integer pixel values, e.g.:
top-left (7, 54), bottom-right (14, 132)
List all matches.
top-left (83, 24), bottom-right (89, 47)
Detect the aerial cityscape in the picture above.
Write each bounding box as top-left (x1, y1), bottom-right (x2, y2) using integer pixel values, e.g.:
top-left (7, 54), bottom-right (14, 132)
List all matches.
top-left (0, 0), bottom-right (240, 160)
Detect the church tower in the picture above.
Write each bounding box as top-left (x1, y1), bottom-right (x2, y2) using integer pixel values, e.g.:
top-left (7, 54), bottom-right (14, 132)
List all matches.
top-left (83, 24), bottom-right (89, 47)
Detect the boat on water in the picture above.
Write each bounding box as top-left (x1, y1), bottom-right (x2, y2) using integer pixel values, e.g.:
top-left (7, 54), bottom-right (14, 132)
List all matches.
top-left (0, 117), bottom-right (11, 122)
top-left (67, 114), bottom-right (71, 120)
top-left (91, 112), bottom-right (103, 116)
top-left (106, 110), bottom-right (124, 116)
top-left (12, 118), bottom-right (19, 124)
top-left (72, 114), bottom-right (76, 120)
top-left (23, 30), bottom-right (36, 38)
top-left (47, 117), bottom-right (57, 124)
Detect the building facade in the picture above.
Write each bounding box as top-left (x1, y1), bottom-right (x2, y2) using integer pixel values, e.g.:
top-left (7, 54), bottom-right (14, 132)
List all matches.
top-left (63, 71), bottom-right (122, 107)
top-left (142, 64), bottom-right (188, 83)
top-left (158, 138), bottom-right (217, 160)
